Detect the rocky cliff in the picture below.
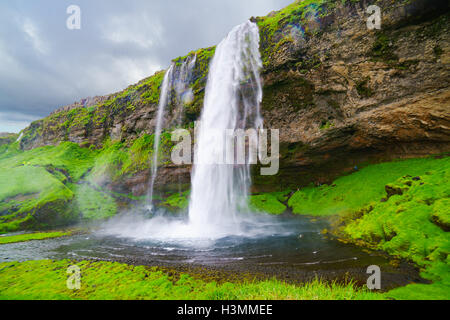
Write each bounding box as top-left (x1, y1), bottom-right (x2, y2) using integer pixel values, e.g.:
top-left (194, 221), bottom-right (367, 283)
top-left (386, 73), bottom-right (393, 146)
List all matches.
top-left (11, 0), bottom-right (450, 196)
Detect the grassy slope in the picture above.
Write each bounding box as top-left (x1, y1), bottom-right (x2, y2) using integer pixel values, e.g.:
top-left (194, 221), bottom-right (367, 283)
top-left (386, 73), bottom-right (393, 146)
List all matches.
top-left (285, 156), bottom-right (450, 300)
top-left (0, 231), bottom-right (71, 245)
top-left (249, 191), bottom-right (291, 215)
top-left (71, 184), bottom-right (117, 220)
top-left (0, 165), bottom-right (74, 233)
top-left (0, 142), bottom-right (113, 232)
top-left (0, 133), bottom-right (178, 232)
top-left (0, 141), bottom-right (96, 181)
top-left (0, 260), bottom-right (382, 300)
top-left (288, 157), bottom-right (449, 216)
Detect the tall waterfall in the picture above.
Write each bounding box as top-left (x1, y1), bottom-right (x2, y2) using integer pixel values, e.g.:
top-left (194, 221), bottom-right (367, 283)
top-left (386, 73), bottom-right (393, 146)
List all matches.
top-left (188, 21), bottom-right (263, 230)
top-left (104, 21), bottom-right (274, 241)
top-left (148, 55), bottom-right (197, 208)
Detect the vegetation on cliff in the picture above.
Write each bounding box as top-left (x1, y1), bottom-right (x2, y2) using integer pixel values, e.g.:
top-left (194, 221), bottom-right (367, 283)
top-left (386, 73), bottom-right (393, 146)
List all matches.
top-left (0, 142), bottom-right (88, 233)
top-left (161, 191), bottom-right (190, 211)
top-left (18, 45), bottom-right (217, 151)
top-left (0, 135), bottom-right (175, 233)
top-left (256, 0), bottom-right (363, 69)
top-left (249, 191), bottom-right (290, 215)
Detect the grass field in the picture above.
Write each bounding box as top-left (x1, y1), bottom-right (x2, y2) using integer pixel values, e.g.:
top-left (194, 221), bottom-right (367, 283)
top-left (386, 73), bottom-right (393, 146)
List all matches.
top-left (0, 260), bottom-right (384, 300)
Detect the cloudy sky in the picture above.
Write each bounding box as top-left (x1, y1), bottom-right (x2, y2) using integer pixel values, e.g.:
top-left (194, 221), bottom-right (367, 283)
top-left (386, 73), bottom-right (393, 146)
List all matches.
top-left (0, 0), bottom-right (293, 133)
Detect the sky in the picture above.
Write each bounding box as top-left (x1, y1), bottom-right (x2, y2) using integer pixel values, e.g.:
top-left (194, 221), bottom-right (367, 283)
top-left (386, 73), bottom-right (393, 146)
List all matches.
top-left (0, 0), bottom-right (293, 133)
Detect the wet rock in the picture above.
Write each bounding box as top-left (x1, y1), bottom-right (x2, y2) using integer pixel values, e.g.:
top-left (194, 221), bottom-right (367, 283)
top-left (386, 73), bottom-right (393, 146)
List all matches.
top-left (385, 185), bottom-right (407, 198)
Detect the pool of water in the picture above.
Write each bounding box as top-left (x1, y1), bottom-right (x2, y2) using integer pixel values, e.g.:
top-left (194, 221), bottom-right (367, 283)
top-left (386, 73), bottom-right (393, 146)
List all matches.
top-left (0, 215), bottom-right (422, 290)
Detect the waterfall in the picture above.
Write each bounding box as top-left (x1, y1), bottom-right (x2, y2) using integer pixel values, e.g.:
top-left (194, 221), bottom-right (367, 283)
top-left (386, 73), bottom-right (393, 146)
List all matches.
top-left (105, 22), bottom-right (286, 241)
top-left (175, 55), bottom-right (197, 125)
top-left (188, 21), bottom-right (263, 230)
top-left (148, 56), bottom-right (197, 208)
top-left (147, 64), bottom-right (173, 209)
top-left (16, 132), bottom-right (23, 143)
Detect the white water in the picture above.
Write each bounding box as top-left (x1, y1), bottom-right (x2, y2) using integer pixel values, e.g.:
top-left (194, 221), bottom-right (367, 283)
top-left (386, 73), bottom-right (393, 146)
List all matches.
top-left (188, 21), bottom-right (263, 233)
top-left (147, 64), bottom-right (174, 208)
top-left (106, 21), bottom-right (267, 241)
top-left (16, 132), bottom-right (23, 143)
top-left (175, 55), bottom-right (197, 124)
top-left (147, 55), bottom-right (197, 208)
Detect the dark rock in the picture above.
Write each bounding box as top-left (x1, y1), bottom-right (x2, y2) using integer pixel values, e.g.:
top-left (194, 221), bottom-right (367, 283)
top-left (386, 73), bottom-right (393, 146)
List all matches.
top-left (385, 185), bottom-right (407, 198)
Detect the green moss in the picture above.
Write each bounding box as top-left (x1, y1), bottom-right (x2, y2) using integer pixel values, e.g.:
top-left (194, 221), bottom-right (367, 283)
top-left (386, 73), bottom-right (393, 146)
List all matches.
top-left (139, 71), bottom-right (165, 104)
top-left (0, 142), bottom-right (122, 232)
top-left (0, 142), bottom-right (97, 182)
top-left (0, 140), bottom-right (24, 160)
top-left (256, 0), bottom-right (339, 68)
top-left (69, 108), bottom-right (94, 129)
top-left (432, 198), bottom-right (450, 230)
top-left (0, 231), bottom-right (71, 245)
top-left (0, 134), bottom-right (18, 149)
top-left (162, 191), bottom-right (190, 211)
top-left (86, 139), bottom-right (128, 183)
top-left (386, 282), bottom-right (449, 300)
top-left (120, 134), bottom-right (155, 175)
top-left (92, 107), bottom-right (109, 126)
top-left (249, 191), bottom-right (290, 215)
top-left (173, 46), bottom-right (216, 122)
top-left (288, 156), bottom-right (449, 216)
top-left (287, 155), bottom-right (449, 299)
top-left (87, 132), bottom-right (175, 186)
top-left (0, 165), bottom-right (75, 233)
top-left (369, 32), bottom-right (419, 70)
top-left (341, 163), bottom-right (449, 282)
top-left (173, 46), bottom-right (215, 67)
top-left (71, 184), bottom-right (117, 220)
top-left (0, 260), bottom-right (383, 300)
top-left (319, 120), bottom-right (334, 130)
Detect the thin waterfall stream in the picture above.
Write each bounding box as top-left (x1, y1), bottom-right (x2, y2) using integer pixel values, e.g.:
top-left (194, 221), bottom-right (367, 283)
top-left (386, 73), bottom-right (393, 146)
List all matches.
top-left (147, 55), bottom-right (196, 209)
top-left (147, 64), bottom-right (174, 209)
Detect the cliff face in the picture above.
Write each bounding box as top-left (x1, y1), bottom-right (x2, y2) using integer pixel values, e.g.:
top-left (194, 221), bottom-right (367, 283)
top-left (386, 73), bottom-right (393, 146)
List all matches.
top-left (16, 0), bottom-right (450, 194)
top-left (19, 46), bottom-right (216, 151)
top-left (0, 133), bottom-right (18, 146)
top-left (255, 0), bottom-right (450, 188)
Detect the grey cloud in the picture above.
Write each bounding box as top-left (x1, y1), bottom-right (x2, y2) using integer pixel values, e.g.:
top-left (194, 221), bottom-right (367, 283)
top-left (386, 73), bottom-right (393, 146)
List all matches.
top-left (0, 0), bottom-right (293, 132)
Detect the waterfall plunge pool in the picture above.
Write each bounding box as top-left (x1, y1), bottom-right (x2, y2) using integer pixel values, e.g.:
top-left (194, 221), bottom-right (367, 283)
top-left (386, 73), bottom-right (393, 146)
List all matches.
top-left (0, 214), bottom-right (423, 291)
